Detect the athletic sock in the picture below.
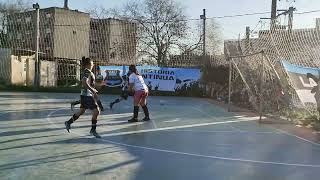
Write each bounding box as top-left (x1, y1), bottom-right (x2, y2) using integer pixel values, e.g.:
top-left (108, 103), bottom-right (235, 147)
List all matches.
top-left (133, 106), bottom-right (139, 119)
top-left (68, 114), bottom-right (79, 124)
top-left (142, 105), bottom-right (149, 118)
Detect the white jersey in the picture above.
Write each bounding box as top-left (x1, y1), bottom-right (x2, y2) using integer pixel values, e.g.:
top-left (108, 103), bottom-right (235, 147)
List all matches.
top-left (129, 73), bottom-right (148, 91)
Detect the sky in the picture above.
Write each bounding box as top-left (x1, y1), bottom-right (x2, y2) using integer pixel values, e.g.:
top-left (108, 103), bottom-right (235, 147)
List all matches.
top-left (4, 0), bottom-right (320, 39)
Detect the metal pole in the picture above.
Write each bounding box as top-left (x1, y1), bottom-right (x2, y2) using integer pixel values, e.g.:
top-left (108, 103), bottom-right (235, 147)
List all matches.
top-left (288, 7), bottom-right (294, 33)
top-left (33, 3), bottom-right (40, 88)
top-left (259, 54), bottom-right (265, 122)
top-left (200, 9), bottom-right (206, 56)
top-left (271, 0), bottom-right (277, 30)
top-left (271, 0), bottom-right (277, 20)
top-left (228, 59), bottom-right (232, 112)
top-left (245, 26), bottom-right (250, 49)
top-left (203, 9), bottom-right (206, 56)
top-left (64, 0), bottom-right (69, 9)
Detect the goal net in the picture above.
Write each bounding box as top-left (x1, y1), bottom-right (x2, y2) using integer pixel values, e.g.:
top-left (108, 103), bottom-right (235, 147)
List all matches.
top-left (226, 18), bottom-right (320, 117)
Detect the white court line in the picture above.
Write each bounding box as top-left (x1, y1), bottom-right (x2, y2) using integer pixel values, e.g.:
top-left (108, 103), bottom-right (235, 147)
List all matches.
top-left (151, 119), bottom-right (158, 129)
top-left (167, 129), bottom-right (282, 134)
top-left (164, 118), bottom-right (181, 123)
top-left (228, 124), bottom-right (243, 132)
top-left (48, 108), bottom-right (263, 137)
top-left (192, 105), bottom-right (320, 147)
top-left (105, 120), bottom-right (129, 125)
top-left (46, 108), bottom-right (320, 168)
top-left (267, 126), bottom-right (320, 146)
top-left (100, 138), bottom-right (320, 168)
top-left (192, 107), bottom-right (249, 132)
top-left (100, 117), bottom-right (261, 137)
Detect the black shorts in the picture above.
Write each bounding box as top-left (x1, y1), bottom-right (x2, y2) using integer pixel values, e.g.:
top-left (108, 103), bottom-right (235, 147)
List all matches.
top-left (80, 95), bottom-right (98, 110)
top-left (121, 91), bottom-right (129, 100)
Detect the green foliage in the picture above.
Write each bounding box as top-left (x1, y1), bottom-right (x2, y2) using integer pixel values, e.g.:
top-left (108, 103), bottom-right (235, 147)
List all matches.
top-left (201, 65), bottom-right (229, 85)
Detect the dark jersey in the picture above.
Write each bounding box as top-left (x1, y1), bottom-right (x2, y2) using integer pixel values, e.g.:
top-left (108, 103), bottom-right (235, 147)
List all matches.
top-left (81, 68), bottom-right (95, 96)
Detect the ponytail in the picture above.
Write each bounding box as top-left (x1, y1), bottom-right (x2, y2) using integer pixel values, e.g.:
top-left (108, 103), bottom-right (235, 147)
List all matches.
top-left (129, 64), bottom-right (139, 75)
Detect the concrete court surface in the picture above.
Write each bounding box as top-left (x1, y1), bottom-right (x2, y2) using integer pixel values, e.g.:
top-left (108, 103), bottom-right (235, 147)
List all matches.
top-left (0, 92), bottom-right (320, 180)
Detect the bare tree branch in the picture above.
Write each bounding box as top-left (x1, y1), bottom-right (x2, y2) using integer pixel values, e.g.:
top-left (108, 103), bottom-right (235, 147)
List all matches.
top-left (119, 0), bottom-right (188, 66)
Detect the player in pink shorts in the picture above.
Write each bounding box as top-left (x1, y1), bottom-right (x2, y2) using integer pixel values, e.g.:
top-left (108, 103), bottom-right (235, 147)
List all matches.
top-left (127, 65), bottom-right (150, 123)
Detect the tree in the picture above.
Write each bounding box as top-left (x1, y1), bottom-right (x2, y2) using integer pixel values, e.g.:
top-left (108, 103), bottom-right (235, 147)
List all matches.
top-left (205, 19), bottom-right (222, 55)
top-left (0, 0), bottom-right (30, 47)
top-left (86, 4), bottom-right (114, 19)
top-left (87, 0), bottom-right (222, 65)
top-left (118, 0), bottom-right (188, 66)
top-left (178, 19), bottom-right (222, 56)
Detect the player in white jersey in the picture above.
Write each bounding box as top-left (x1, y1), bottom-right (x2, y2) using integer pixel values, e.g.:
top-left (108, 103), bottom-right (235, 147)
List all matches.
top-left (127, 65), bottom-right (150, 122)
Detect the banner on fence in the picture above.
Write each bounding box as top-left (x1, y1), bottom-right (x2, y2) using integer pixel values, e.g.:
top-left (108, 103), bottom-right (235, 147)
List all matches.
top-left (98, 66), bottom-right (201, 92)
top-left (282, 60), bottom-right (319, 106)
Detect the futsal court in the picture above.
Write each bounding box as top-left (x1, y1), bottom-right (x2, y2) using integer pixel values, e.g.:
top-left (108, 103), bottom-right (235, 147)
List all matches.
top-left (1, 92), bottom-right (320, 180)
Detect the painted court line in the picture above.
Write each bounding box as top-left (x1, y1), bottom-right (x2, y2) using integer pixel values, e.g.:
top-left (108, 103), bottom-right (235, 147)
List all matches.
top-left (191, 106), bottom-right (320, 147)
top-left (46, 108), bottom-right (320, 168)
top-left (164, 118), bottom-right (181, 123)
top-left (167, 129), bottom-right (282, 134)
top-left (228, 124), bottom-right (243, 132)
top-left (99, 117), bottom-right (261, 137)
top-left (268, 126), bottom-right (320, 146)
top-left (151, 119), bottom-right (158, 129)
top-left (100, 138), bottom-right (320, 168)
top-left (47, 108), bottom-right (264, 138)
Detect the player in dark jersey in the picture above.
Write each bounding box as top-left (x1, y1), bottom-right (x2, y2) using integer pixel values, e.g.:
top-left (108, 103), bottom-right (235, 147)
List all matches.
top-left (109, 72), bottom-right (131, 109)
top-left (65, 57), bottom-right (102, 138)
top-left (71, 65), bottom-right (105, 111)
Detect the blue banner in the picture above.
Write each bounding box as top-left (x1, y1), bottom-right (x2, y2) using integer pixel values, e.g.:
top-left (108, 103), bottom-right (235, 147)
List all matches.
top-left (282, 60), bottom-right (318, 105)
top-left (98, 66), bottom-right (201, 92)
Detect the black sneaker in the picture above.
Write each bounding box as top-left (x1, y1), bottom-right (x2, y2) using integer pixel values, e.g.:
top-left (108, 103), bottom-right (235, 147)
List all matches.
top-left (65, 121), bottom-right (71, 133)
top-left (128, 118), bottom-right (138, 123)
top-left (142, 117), bottom-right (150, 121)
top-left (90, 129), bottom-right (101, 138)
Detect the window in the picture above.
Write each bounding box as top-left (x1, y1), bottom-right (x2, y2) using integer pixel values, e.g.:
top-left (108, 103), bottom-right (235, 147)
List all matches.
top-left (25, 24), bottom-right (32, 31)
top-left (16, 24), bottom-right (21, 31)
top-left (17, 33), bottom-right (22, 40)
top-left (90, 52), bottom-right (97, 57)
top-left (24, 60), bottom-right (27, 72)
top-left (91, 24), bottom-right (97, 30)
top-left (46, 13), bottom-right (52, 18)
top-left (45, 47), bottom-right (51, 53)
top-left (45, 28), bottom-right (51, 34)
top-left (25, 17), bottom-right (31, 23)
top-left (44, 37), bottom-right (50, 43)
top-left (110, 52), bottom-right (116, 59)
top-left (73, 30), bottom-right (76, 35)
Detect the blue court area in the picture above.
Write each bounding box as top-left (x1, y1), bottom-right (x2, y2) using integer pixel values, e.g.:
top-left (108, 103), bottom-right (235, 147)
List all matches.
top-left (0, 92), bottom-right (320, 180)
